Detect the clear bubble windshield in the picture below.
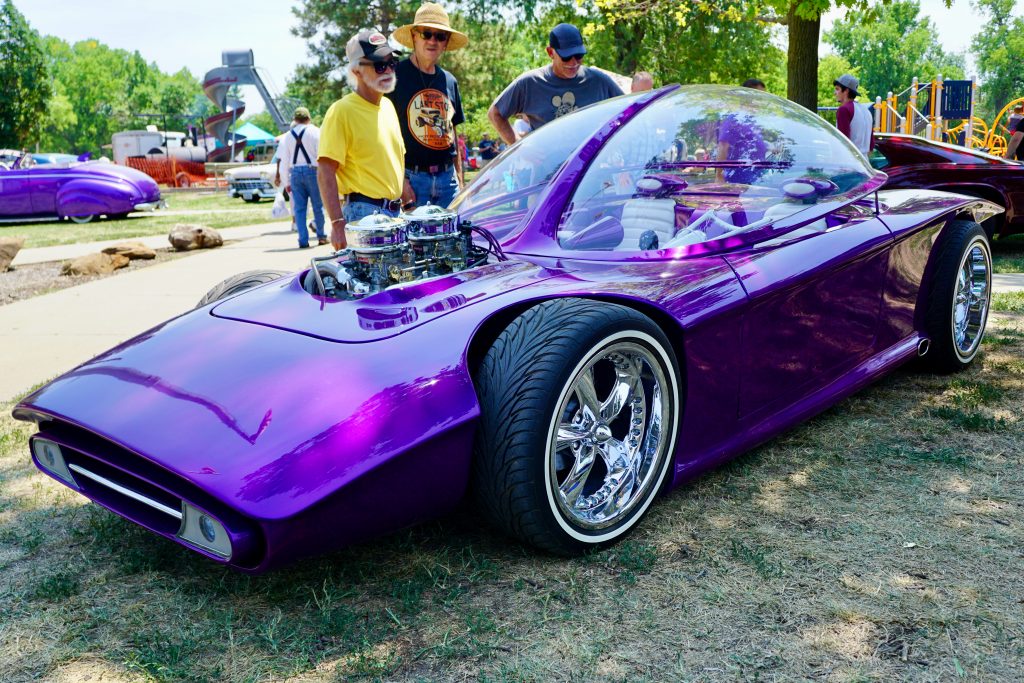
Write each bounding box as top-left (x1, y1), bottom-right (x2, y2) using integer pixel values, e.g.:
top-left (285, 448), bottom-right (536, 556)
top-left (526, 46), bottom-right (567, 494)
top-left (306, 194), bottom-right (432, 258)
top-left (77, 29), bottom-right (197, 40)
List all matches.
top-left (555, 86), bottom-right (882, 253)
top-left (450, 94), bottom-right (645, 239)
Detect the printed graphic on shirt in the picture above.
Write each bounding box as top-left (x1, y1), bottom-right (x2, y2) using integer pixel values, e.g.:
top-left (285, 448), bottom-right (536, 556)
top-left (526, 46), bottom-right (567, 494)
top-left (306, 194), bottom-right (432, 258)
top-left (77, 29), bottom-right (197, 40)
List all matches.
top-left (407, 89), bottom-right (454, 150)
top-left (552, 91), bottom-right (577, 118)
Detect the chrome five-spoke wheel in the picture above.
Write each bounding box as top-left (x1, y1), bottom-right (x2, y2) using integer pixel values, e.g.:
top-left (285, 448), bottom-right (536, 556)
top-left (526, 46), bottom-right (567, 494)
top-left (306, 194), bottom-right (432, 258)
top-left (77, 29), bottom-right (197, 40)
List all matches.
top-left (951, 238), bottom-right (990, 361)
top-left (548, 338), bottom-right (672, 535)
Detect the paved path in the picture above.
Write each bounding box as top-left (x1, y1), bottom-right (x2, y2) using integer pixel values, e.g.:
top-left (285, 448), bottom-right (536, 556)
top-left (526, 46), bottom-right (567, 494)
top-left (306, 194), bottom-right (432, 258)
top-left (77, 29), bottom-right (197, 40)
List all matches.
top-left (1, 221), bottom-right (330, 403)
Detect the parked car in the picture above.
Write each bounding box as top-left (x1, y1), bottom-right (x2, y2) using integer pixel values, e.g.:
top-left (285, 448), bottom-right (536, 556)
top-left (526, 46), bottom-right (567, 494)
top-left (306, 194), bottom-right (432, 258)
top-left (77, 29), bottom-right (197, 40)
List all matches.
top-left (224, 163), bottom-right (276, 202)
top-left (14, 85), bottom-right (997, 572)
top-left (872, 132), bottom-right (1023, 239)
top-left (0, 158), bottom-right (163, 223)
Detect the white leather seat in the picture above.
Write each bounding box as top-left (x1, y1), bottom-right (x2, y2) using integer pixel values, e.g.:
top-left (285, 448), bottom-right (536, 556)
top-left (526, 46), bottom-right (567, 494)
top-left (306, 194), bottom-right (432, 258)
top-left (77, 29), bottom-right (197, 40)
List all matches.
top-left (619, 198), bottom-right (677, 249)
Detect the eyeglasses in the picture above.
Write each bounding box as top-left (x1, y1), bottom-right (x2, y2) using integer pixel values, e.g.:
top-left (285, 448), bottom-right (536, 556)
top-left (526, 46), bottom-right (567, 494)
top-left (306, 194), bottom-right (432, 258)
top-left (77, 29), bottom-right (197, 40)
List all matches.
top-left (416, 29), bottom-right (450, 42)
top-left (560, 53), bottom-right (585, 64)
top-left (361, 59), bottom-right (399, 74)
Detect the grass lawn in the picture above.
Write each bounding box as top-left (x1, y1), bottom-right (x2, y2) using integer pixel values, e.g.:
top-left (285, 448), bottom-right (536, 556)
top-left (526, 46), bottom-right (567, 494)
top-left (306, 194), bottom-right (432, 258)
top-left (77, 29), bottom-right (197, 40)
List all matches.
top-left (0, 191), bottom-right (283, 249)
top-left (993, 234), bottom-right (1024, 274)
top-left (1, 313), bottom-right (1021, 682)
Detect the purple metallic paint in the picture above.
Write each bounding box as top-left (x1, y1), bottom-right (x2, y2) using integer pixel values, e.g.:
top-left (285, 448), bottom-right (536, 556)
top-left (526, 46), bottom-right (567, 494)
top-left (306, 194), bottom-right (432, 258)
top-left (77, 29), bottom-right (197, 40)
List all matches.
top-left (0, 162), bottom-right (160, 220)
top-left (875, 133), bottom-right (1024, 236)
top-left (12, 87), bottom-right (1005, 570)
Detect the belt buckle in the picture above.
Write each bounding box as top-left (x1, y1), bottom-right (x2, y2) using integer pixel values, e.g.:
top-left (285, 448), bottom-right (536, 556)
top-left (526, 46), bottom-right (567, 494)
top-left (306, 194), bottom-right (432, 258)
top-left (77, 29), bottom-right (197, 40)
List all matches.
top-left (428, 165), bottom-right (440, 174)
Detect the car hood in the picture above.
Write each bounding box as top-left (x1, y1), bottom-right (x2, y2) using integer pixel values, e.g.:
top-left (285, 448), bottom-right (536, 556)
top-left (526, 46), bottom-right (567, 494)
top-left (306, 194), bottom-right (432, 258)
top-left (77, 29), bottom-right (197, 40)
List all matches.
top-left (211, 260), bottom-right (557, 343)
top-left (76, 161), bottom-right (160, 188)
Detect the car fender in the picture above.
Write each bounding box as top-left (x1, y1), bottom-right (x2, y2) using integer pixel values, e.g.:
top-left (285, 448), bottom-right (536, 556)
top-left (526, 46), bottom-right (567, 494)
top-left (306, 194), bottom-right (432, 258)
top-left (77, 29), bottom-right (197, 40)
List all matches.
top-left (56, 177), bottom-right (133, 217)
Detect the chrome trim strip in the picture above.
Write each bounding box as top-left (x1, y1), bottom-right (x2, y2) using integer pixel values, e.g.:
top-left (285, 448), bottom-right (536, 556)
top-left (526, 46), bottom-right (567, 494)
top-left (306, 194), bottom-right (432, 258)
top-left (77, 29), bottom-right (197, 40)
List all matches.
top-left (67, 463), bottom-right (182, 519)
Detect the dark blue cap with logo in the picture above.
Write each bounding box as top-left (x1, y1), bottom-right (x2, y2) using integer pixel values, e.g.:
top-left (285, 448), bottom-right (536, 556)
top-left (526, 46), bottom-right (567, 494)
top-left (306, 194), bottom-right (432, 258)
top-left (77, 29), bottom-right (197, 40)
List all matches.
top-left (549, 23), bottom-right (587, 59)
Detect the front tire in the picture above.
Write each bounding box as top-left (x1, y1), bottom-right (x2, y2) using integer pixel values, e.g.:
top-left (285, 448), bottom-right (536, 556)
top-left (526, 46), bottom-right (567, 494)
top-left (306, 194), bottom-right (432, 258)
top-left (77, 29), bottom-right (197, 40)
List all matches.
top-left (195, 270), bottom-right (289, 308)
top-left (921, 220), bottom-right (991, 373)
top-left (67, 214), bottom-right (94, 224)
top-left (472, 299), bottom-right (680, 555)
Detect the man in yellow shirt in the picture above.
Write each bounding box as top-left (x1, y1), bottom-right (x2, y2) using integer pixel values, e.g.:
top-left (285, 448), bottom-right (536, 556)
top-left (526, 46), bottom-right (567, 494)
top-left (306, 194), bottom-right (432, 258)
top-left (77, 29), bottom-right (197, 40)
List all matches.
top-left (318, 29), bottom-right (407, 250)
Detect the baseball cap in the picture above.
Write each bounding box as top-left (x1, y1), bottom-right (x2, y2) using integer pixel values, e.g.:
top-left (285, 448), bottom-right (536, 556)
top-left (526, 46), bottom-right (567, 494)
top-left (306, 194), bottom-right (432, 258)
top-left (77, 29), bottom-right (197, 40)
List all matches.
top-left (293, 107), bottom-right (310, 120)
top-left (345, 29), bottom-right (396, 64)
top-left (833, 73), bottom-right (860, 97)
top-left (549, 23), bottom-right (587, 59)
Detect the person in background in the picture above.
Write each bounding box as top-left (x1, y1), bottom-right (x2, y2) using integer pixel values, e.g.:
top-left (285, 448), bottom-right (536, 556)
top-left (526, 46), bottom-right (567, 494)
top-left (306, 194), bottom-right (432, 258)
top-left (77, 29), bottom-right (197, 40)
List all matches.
top-left (389, 3), bottom-right (468, 207)
top-left (742, 78), bottom-right (766, 91)
top-left (278, 107), bottom-right (326, 247)
top-left (478, 133), bottom-right (498, 165)
top-left (457, 133), bottom-right (469, 166)
top-left (487, 23), bottom-right (622, 145)
top-left (318, 30), bottom-right (405, 251)
top-left (631, 71), bottom-right (654, 93)
top-left (1006, 104), bottom-right (1024, 159)
top-left (1003, 114), bottom-right (1024, 160)
top-left (833, 73), bottom-right (873, 154)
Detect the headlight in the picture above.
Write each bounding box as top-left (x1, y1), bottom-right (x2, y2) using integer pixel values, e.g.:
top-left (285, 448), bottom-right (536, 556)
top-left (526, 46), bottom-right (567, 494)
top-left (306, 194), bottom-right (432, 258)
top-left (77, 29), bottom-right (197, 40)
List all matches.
top-left (32, 438), bottom-right (78, 487)
top-left (178, 502), bottom-right (232, 559)
top-left (259, 172), bottom-right (271, 181)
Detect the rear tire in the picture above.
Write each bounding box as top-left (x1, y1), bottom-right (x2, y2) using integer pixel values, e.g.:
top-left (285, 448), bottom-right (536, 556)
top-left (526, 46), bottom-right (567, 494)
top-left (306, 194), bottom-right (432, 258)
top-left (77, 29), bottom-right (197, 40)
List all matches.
top-left (472, 299), bottom-right (680, 555)
top-left (67, 214), bottom-right (94, 224)
top-left (195, 270), bottom-right (289, 308)
top-left (920, 220), bottom-right (991, 373)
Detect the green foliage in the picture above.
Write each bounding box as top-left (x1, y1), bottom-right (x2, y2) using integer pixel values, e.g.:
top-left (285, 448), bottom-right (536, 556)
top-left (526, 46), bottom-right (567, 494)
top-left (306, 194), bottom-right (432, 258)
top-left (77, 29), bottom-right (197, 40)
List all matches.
top-left (0, 0), bottom-right (52, 148)
top-left (34, 36), bottom-right (206, 155)
top-left (971, 0), bottom-right (1024, 121)
top-left (824, 0), bottom-right (964, 105)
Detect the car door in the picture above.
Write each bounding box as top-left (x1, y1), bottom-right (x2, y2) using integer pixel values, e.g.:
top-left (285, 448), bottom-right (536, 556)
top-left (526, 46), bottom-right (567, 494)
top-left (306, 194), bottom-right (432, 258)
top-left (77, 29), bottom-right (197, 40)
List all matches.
top-left (29, 167), bottom-right (62, 215)
top-left (726, 202), bottom-right (892, 419)
top-left (0, 168), bottom-right (34, 217)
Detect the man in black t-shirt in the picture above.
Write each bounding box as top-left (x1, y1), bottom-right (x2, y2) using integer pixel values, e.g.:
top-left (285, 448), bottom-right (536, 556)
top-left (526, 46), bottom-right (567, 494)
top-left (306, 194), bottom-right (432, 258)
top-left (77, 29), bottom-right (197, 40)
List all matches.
top-left (389, 3), bottom-right (468, 208)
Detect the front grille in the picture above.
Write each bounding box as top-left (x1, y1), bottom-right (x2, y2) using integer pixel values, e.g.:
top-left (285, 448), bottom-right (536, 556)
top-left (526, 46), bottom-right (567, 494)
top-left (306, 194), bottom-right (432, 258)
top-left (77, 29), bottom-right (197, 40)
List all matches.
top-left (229, 178), bottom-right (272, 191)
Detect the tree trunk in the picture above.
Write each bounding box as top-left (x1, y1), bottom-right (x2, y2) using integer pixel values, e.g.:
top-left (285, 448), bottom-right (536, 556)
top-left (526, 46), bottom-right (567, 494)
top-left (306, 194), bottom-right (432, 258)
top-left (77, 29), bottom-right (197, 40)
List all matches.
top-left (786, 3), bottom-right (820, 111)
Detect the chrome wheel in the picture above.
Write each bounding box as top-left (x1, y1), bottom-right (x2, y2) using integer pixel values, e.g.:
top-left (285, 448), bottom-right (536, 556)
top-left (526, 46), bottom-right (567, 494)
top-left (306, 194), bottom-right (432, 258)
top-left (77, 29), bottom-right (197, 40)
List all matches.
top-left (68, 214), bottom-right (94, 224)
top-left (547, 336), bottom-right (672, 532)
top-left (951, 238), bottom-right (990, 361)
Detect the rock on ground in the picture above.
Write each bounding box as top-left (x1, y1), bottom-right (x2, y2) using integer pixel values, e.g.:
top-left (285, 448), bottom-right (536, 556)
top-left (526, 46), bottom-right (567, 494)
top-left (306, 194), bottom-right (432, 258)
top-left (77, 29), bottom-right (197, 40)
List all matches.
top-left (0, 237), bottom-right (25, 271)
top-left (169, 224), bottom-right (223, 251)
top-left (61, 252), bottom-right (130, 276)
top-left (102, 241), bottom-right (157, 260)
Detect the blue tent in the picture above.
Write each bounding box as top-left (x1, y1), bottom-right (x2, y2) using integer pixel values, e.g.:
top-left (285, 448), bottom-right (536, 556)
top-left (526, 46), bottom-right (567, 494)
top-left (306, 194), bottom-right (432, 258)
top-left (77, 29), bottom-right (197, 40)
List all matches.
top-left (234, 122), bottom-right (278, 144)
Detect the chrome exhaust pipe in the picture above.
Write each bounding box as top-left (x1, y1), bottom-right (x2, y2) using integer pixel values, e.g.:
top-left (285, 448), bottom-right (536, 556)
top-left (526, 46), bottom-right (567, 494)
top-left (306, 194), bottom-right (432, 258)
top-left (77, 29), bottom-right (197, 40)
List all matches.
top-left (917, 338), bottom-right (930, 356)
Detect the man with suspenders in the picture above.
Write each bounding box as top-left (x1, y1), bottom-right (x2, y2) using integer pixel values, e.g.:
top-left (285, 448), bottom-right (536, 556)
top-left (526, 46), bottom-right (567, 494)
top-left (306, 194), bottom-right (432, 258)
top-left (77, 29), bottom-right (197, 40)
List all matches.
top-left (278, 107), bottom-right (326, 248)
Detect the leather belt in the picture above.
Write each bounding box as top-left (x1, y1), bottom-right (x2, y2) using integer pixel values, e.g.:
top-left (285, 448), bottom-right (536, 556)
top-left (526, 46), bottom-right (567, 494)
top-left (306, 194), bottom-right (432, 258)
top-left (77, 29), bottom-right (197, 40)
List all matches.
top-left (346, 193), bottom-right (402, 211)
top-left (406, 162), bottom-right (452, 174)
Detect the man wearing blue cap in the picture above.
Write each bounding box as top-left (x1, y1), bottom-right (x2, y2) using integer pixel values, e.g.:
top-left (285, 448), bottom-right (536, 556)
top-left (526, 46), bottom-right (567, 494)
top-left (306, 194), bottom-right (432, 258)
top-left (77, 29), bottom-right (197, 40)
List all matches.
top-left (487, 23), bottom-right (623, 145)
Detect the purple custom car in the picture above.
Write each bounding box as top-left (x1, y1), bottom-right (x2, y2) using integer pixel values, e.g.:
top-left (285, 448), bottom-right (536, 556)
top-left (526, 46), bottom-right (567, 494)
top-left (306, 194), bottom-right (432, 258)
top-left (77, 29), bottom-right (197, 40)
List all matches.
top-left (13, 86), bottom-right (997, 572)
top-left (0, 158), bottom-right (163, 223)
top-left (873, 132), bottom-right (1023, 239)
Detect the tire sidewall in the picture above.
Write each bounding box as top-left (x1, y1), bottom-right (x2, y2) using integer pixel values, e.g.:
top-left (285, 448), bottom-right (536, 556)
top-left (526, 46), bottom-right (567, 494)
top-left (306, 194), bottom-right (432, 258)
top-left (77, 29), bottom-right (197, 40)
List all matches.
top-left (540, 324), bottom-right (680, 547)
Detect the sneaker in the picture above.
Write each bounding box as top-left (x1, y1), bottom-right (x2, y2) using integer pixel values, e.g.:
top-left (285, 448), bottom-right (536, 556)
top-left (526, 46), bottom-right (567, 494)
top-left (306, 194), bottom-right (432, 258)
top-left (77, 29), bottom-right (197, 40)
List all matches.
top-left (298, 244), bottom-right (310, 249)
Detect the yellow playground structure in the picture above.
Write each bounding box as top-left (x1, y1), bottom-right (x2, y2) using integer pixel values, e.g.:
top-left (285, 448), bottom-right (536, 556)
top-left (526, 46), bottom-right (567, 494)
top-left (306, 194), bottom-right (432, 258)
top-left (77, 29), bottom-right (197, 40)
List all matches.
top-left (873, 75), bottom-right (1022, 155)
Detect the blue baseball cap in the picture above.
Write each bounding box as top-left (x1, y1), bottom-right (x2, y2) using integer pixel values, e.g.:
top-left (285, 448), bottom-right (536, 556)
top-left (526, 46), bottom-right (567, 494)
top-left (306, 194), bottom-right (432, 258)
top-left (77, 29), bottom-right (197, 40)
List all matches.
top-left (549, 23), bottom-right (587, 60)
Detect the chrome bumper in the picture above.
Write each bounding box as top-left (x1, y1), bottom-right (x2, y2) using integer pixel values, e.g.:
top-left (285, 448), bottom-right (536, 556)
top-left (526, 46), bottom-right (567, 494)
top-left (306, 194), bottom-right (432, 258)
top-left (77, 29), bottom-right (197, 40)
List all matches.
top-left (133, 199), bottom-right (168, 212)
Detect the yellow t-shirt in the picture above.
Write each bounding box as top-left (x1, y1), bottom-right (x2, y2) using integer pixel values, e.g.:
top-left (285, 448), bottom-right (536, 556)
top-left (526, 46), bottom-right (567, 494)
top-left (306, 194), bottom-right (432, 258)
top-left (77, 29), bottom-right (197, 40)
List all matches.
top-left (318, 93), bottom-right (405, 200)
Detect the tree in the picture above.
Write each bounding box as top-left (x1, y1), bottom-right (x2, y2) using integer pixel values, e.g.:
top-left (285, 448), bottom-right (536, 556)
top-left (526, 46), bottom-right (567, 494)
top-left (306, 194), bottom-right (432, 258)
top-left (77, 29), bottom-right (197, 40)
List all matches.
top-left (971, 0), bottom-right (1024, 121)
top-left (825, 0), bottom-right (964, 106)
top-left (0, 0), bottom-right (51, 148)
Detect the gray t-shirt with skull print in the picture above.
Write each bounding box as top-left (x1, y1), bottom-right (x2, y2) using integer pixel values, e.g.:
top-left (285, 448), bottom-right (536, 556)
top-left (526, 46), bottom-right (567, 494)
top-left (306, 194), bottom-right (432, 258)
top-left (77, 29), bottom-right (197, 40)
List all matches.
top-left (491, 65), bottom-right (624, 132)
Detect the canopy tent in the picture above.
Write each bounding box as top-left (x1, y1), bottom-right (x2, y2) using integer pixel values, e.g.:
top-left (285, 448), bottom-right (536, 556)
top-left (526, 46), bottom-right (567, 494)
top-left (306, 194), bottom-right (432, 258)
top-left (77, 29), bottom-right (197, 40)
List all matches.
top-left (233, 122), bottom-right (278, 144)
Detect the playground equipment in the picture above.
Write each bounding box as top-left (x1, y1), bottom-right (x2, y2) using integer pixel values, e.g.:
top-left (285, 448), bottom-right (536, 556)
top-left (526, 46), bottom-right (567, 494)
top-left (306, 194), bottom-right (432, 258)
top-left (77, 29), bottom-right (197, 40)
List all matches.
top-left (874, 76), bottom-right (1023, 155)
top-left (202, 51), bottom-right (298, 162)
top-left (873, 75), bottom-right (981, 147)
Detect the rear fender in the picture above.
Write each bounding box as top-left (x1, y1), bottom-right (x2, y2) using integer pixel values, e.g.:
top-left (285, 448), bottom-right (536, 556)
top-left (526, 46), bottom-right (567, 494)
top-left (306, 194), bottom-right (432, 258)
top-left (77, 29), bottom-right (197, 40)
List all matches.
top-left (57, 178), bottom-right (132, 217)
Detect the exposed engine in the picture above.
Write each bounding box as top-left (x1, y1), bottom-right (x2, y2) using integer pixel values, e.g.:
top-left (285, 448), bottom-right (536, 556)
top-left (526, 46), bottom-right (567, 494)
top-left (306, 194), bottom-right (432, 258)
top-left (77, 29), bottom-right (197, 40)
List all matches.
top-left (304, 205), bottom-right (500, 300)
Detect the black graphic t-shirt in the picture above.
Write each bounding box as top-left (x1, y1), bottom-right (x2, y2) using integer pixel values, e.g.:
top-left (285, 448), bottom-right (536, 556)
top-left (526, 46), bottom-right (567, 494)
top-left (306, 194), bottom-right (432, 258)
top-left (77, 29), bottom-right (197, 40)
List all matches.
top-left (386, 59), bottom-right (465, 169)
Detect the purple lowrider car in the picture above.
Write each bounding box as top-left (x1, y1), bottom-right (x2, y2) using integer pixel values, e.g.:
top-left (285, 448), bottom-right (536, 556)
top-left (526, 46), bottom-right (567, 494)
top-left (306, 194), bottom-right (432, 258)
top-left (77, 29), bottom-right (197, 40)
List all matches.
top-left (872, 132), bottom-right (1024, 239)
top-left (0, 157), bottom-right (163, 223)
top-left (13, 86), bottom-right (997, 572)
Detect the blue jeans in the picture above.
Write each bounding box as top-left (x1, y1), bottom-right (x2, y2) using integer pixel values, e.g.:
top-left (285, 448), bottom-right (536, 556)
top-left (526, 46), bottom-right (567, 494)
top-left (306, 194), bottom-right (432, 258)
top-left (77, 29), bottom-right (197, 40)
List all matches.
top-left (407, 166), bottom-right (460, 208)
top-left (290, 165), bottom-right (324, 247)
top-left (343, 200), bottom-right (401, 223)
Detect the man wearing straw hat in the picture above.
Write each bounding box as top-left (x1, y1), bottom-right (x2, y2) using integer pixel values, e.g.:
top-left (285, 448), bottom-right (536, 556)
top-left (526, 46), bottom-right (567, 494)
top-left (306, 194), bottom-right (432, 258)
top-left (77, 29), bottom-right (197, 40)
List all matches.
top-left (389, 3), bottom-right (468, 208)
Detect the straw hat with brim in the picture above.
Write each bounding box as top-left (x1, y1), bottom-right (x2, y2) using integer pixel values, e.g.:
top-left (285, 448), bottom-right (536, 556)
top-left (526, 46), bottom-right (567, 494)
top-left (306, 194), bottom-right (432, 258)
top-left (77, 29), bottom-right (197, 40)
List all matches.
top-left (393, 3), bottom-right (468, 51)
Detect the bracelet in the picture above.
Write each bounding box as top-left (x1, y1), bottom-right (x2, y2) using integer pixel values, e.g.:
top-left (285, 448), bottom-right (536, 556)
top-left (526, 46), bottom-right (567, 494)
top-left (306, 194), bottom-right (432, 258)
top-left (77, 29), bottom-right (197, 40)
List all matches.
top-left (402, 202), bottom-right (416, 211)
top-left (331, 217), bottom-right (345, 225)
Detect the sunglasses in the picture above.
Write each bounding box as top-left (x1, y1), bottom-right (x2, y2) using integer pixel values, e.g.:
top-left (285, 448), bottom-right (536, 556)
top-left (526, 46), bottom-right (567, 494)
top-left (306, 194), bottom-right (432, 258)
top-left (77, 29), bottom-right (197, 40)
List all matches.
top-left (416, 29), bottom-right (450, 42)
top-left (560, 53), bottom-right (585, 64)
top-left (361, 58), bottom-right (399, 74)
